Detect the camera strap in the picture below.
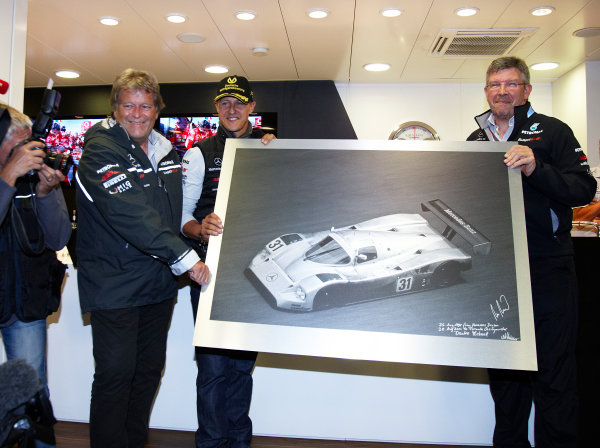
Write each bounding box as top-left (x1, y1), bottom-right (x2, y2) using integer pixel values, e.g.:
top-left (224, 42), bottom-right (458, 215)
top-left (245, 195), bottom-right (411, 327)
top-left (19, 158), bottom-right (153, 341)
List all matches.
top-left (10, 188), bottom-right (46, 256)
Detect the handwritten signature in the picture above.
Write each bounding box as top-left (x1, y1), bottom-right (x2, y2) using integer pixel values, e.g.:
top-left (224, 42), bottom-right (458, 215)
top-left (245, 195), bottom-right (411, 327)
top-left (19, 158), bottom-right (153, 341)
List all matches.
top-left (490, 294), bottom-right (509, 321)
top-left (438, 322), bottom-right (509, 338)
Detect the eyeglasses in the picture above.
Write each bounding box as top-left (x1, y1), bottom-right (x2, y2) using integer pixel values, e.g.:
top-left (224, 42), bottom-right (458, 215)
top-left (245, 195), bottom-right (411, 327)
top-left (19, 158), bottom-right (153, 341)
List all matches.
top-left (486, 82), bottom-right (526, 91)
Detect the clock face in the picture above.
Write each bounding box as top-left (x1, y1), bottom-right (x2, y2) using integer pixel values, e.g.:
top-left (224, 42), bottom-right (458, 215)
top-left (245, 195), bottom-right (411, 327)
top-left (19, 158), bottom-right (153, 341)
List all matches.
top-left (389, 121), bottom-right (439, 141)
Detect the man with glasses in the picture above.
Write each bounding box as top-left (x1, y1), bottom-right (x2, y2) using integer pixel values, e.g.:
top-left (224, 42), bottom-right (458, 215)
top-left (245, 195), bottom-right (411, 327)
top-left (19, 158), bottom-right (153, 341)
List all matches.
top-left (468, 56), bottom-right (596, 447)
top-left (181, 75), bottom-right (274, 448)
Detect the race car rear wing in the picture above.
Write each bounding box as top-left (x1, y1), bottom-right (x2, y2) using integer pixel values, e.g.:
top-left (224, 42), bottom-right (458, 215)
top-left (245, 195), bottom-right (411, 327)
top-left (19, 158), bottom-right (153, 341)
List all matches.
top-left (421, 199), bottom-right (491, 256)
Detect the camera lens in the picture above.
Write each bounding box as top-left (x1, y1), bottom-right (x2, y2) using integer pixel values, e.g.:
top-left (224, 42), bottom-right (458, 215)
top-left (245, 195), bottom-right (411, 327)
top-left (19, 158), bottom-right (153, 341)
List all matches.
top-left (44, 151), bottom-right (74, 176)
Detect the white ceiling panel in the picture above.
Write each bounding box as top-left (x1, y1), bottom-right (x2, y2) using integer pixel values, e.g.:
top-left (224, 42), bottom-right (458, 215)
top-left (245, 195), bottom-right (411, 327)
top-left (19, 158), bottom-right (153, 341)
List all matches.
top-left (22, 0), bottom-right (600, 87)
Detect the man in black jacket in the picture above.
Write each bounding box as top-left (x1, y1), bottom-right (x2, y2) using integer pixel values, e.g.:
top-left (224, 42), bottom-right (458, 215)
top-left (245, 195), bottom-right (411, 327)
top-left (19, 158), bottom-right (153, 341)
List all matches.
top-left (76, 69), bottom-right (209, 448)
top-left (181, 76), bottom-right (274, 448)
top-left (468, 56), bottom-right (596, 448)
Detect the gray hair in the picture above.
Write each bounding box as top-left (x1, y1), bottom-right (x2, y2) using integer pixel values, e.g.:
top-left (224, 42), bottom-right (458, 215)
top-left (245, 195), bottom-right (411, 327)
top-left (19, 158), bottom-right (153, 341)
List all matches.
top-left (110, 68), bottom-right (165, 112)
top-left (0, 102), bottom-right (32, 146)
top-left (486, 56), bottom-right (530, 85)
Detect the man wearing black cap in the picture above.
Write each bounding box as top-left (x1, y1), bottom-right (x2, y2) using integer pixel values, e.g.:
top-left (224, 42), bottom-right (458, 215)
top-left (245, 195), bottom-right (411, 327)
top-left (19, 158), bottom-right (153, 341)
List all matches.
top-left (181, 75), bottom-right (274, 448)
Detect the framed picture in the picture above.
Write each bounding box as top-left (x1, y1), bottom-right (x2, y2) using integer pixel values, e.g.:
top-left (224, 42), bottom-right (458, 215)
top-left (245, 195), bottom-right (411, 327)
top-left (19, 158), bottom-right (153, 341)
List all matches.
top-left (193, 139), bottom-right (536, 371)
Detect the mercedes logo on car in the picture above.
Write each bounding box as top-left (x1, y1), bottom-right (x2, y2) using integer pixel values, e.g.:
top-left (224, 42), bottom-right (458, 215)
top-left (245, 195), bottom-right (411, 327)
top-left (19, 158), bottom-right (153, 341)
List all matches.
top-left (266, 273), bottom-right (278, 282)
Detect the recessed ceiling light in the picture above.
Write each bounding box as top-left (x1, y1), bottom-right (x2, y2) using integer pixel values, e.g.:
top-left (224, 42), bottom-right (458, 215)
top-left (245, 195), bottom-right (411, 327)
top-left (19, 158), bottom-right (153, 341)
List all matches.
top-left (205, 65), bottom-right (228, 74)
top-left (363, 63), bottom-right (391, 72)
top-left (55, 70), bottom-right (80, 79)
top-left (531, 62), bottom-right (558, 70)
top-left (573, 27), bottom-right (600, 38)
top-left (166, 13), bottom-right (187, 24)
top-left (252, 46), bottom-right (269, 57)
top-left (455, 6), bottom-right (479, 17)
top-left (177, 33), bottom-right (205, 43)
top-left (529, 6), bottom-right (555, 16)
top-left (235, 10), bottom-right (256, 20)
top-left (380, 7), bottom-right (403, 17)
top-left (307, 9), bottom-right (329, 19)
top-left (99, 16), bottom-right (120, 26)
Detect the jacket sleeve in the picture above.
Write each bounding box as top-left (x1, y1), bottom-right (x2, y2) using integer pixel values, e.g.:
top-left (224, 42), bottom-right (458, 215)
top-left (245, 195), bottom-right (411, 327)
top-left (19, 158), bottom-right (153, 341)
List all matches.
top-left (0, 178), bottom-right (15, 224)
top-left (36, 187), bottom-right (72, 251)
top-left (77, 132), bottom-right (197, 273)
top-left (181, 146), bottom-right (205, 229)
top-left (524, 119), bottom-right (597, 208)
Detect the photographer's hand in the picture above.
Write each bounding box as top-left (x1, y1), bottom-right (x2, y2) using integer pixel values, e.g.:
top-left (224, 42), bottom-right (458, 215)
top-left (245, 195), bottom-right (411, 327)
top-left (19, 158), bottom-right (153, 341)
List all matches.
top-left (0, 140), bottom-right (45, 187)
top-left (36, 164), bottom-right (63, 197)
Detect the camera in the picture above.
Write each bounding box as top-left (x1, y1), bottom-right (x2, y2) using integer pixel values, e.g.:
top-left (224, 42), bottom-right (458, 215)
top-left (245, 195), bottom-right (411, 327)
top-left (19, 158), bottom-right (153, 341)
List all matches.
top-left (26, 85), bottom-right (74, 179)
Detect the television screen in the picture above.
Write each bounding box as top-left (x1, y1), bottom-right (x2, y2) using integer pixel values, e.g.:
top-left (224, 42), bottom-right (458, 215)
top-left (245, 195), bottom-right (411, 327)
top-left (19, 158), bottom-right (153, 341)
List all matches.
top-left (45, 112), bottom-right (277, 183)
top-left (158, 114), bottom-right (272, 158)
top-left (43, 116), bottom-right (105, 185)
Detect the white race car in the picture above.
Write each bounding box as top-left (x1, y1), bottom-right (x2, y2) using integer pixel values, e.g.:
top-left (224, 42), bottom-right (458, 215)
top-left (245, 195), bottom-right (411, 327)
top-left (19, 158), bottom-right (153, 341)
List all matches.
top-left (246, 199), bottom-right (491, 312)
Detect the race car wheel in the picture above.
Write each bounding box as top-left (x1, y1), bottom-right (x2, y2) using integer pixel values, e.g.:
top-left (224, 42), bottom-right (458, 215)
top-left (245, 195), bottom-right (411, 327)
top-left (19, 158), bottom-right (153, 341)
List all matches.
top-left (431, 262), bottom-right (460, 288)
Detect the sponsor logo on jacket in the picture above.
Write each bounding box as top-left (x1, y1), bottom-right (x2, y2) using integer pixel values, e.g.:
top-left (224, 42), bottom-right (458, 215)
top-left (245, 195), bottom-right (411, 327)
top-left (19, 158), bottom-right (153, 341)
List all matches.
top-left (97, 163), bottom-right (120, 173)
top-left (517, 137), bottom-right (541, 142)
top-left (521, 128), bottom-right (543, 135)
top-left (128, 154), bottom-right (142, 170)
top-left (109, 181), bottom-right (133, 194)
top-left (101, 170), bottom-right (121, 181)
top-left (103, 173), bottom-right (127, 188)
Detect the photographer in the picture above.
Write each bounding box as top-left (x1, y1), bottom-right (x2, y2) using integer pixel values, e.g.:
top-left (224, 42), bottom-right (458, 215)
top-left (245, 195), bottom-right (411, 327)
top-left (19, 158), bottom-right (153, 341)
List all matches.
top-left (0, 102), bottom-right (71, 447)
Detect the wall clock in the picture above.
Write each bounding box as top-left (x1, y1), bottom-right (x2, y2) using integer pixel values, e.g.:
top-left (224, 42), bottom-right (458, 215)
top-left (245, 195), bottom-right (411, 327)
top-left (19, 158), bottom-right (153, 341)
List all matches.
top-left (389, 121), bottom-right (440, 140)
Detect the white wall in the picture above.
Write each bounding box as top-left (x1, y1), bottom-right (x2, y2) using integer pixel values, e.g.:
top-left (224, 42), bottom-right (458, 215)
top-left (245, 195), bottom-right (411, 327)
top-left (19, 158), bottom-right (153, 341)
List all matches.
top-left (0, 0), bottom-right (28, 109)
top-left (552, 63), bottom-right (589, 162)
top-left (584, 61), bottom-right (600, 167)
top-left (335, 81), bottom-right (553, 141)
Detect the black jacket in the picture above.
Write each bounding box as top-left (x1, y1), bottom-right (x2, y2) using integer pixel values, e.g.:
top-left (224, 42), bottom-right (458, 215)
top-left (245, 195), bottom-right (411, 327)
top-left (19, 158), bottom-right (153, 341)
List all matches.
top-left (76, 119), bottom-right (194, 312)
top-left (468, 102), bottom-right (596, 258)
top-left (192, 124), bottom-right (264, 223)
top-left (0, 181), bottom-right (70, 324)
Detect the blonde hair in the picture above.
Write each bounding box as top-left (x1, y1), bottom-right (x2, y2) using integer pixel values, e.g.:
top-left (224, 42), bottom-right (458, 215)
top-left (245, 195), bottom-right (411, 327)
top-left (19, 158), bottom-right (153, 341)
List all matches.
top-left (110, 68), bottom-right (165, 112)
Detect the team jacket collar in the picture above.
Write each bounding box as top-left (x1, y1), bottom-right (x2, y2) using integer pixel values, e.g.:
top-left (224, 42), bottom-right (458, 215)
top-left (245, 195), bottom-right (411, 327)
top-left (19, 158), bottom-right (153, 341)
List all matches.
top-left (474, 102), bottom-right (533, 141)
top-left (101, 117), bottom-right (172, 163)
top-left (216, 122), bottom-right (253, 145)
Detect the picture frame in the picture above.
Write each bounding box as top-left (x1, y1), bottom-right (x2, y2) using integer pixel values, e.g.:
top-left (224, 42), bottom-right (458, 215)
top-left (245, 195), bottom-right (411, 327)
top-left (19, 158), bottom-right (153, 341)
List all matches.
top-left (193, 139), bottom-right (536, 371)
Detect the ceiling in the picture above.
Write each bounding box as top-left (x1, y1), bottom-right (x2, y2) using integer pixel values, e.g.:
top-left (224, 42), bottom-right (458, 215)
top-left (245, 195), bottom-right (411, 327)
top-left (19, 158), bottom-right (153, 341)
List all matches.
top-left (25, 0), bottom-right (600, 88)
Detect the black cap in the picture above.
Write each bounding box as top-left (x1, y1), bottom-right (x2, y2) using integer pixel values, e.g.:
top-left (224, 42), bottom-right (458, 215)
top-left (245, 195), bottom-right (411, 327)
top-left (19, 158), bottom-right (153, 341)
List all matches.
top-left (214, 76), bottom-right (253, 104)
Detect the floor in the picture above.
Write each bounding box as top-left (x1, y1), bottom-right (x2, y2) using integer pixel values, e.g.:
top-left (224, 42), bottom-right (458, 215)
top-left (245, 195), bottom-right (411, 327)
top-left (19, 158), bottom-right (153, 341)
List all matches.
top-left (54, 421), bottom-right (488, 447)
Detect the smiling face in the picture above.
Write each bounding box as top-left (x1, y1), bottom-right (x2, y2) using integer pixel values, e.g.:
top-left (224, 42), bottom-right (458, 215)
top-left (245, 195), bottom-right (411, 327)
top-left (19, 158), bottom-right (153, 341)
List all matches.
top-left (215, 97), bottom-right (256, 137)
top-left (485, 68), bottom-right (532, 123)
top-left (113, 88), bottom-right (159, 151)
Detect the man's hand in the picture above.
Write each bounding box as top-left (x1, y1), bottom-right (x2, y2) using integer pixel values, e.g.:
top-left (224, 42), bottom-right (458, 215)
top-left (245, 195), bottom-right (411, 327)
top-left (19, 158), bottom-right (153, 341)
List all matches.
top-left (199, 212), bottom-right (223, 242)
top-left (188, 261), bottom-right (210, 285)
top-left (0, 140), bottom-right (46, 186)
top-left (261, 133), bottom-right (276, 145)
top-left (504, 144), bottom-right (536, 177)
top-left (36, 165), bottom-right (63, 197)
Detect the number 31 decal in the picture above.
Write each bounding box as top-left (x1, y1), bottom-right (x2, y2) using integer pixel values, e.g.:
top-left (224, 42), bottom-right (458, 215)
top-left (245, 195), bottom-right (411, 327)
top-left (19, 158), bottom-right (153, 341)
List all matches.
top-left (396, 276), bottom-right (413, 292)
top-left (267, 238), bottom-right (285, 253)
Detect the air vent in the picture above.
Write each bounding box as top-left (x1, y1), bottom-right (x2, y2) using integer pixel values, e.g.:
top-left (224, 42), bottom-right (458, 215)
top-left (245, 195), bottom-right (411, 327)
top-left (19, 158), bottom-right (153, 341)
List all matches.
top-left (430, 28), bottom-right (537, 57)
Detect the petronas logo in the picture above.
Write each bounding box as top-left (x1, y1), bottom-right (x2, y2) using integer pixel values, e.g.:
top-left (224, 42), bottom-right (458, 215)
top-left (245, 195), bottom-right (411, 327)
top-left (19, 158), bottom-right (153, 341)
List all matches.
top-left (227, 77), bottom-right (237, 84)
